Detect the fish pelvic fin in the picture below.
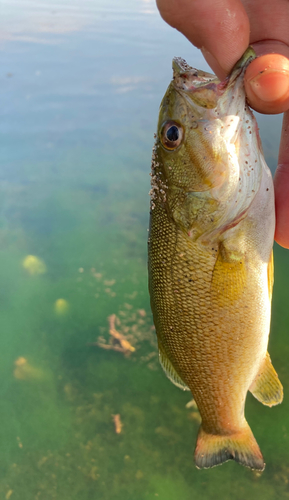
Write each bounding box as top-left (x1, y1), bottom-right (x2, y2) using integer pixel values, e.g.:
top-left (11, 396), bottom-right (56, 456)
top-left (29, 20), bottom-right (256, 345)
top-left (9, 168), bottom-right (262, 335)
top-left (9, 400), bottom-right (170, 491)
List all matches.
top-left (158, 343), bottom-right (190, 391)
top-left (250, 352), bottom-right (283, 407)
top-left (194, 424), bottom-right (265, 471)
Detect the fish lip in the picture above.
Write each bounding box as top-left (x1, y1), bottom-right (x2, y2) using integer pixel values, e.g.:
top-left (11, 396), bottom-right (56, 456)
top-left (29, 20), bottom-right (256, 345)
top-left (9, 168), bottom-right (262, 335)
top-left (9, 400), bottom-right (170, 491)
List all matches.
top-left (222, 46), bottom-right (256, 89)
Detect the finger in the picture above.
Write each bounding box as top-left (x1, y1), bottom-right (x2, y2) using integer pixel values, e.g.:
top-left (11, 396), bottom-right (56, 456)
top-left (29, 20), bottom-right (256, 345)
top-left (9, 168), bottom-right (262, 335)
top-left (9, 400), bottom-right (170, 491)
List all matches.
top-left (242, 0), bottom-right (289, 49)
top-left (156, 0), bottom-right (250, 79)
top-left (274, 110), bottom-right (289, 248)
top-left (244, 45), bottom-right (289, 114)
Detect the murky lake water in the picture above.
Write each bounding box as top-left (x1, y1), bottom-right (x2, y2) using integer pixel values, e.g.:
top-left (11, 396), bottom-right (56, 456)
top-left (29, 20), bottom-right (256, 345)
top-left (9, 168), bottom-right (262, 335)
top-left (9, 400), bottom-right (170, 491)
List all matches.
top-left (1, 0), bottom-right (289, 498)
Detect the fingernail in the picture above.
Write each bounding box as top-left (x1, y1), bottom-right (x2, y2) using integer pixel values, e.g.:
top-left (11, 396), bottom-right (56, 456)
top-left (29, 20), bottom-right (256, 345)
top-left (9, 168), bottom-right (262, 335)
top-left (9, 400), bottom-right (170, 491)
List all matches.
top-left (248, 69), bottom-right (289, 102)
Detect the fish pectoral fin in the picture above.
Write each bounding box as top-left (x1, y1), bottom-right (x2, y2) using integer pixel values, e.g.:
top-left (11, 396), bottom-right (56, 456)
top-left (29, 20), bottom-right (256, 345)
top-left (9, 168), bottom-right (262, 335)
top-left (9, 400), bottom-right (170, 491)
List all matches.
top-left (158, 344), bottom-right (190, 391)
top-left (195, 423), bottom-right (264, 471)
top-left (249, 352), bottom-right (283, 407)
top-left (211, 241), bottom-right (246, 305)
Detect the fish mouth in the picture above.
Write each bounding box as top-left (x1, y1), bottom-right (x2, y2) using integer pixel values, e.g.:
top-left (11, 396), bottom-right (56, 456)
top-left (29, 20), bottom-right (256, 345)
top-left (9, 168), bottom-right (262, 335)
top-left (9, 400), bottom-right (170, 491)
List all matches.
top-left (172, 57), bottom-right (218, 89)
top-left (172, 47), bottom-right (256, 109)
top-left (173, 47), bottom-right (256, 88)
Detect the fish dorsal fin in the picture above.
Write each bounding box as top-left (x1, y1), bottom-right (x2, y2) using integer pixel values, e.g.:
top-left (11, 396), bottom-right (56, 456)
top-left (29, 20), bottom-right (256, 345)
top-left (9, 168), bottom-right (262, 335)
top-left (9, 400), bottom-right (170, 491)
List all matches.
top-left (158, 344), bottom-right (190, 391)
top-left (249, 352), bottom-right (283, 407)
top-left (268, 250), bottom-right (274, 302)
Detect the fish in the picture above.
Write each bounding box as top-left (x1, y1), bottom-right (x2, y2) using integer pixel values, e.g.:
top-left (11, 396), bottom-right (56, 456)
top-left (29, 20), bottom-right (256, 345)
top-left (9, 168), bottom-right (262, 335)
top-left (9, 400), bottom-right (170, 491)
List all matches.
top-left (148, 47), bottom-right (283, 471)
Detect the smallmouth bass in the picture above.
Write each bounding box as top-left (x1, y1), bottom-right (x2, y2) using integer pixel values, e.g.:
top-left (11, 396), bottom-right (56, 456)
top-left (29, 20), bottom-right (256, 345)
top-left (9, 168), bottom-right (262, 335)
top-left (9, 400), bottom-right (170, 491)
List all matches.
top-left (148, 48), bottom-right (282, 471)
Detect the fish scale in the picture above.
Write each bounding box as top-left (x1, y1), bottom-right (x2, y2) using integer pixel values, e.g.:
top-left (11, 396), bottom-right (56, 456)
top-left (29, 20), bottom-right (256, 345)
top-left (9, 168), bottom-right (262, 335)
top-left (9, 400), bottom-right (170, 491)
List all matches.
top-left (148, 48), bottom-right (283, 471)
top-left (150, 205), bottom-right (249, 427)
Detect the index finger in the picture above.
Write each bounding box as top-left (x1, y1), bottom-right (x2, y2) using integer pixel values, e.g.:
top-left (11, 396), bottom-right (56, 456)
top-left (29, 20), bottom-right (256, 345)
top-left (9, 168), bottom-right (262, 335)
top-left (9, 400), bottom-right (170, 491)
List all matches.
top-left (156, 0), bottom-right (250, 79)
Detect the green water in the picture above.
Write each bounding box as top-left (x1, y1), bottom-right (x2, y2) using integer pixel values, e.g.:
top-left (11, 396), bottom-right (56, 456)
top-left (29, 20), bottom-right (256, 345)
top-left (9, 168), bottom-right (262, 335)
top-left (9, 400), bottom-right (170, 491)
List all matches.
top-left (1, 0), bottom-right (289, 498)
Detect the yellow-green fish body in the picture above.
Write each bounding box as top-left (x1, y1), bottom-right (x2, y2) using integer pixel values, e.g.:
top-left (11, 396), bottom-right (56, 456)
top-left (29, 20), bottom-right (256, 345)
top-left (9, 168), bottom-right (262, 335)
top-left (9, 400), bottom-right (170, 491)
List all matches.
top-left (148, 48), bottom-right (282, 471)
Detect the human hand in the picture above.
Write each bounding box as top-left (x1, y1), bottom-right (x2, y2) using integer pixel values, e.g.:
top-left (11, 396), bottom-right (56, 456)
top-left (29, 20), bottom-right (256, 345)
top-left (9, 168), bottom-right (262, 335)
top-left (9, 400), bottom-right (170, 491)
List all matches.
top-left (156, 0), bottom-right (289, 248)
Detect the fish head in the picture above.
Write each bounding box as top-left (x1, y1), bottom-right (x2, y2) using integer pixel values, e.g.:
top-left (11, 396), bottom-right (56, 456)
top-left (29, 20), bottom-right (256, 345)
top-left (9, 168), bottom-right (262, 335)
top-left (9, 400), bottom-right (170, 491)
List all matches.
top-left (157, 60), bottom-right (222, 193)
top-left (152, 48), bottom-right (260, 239)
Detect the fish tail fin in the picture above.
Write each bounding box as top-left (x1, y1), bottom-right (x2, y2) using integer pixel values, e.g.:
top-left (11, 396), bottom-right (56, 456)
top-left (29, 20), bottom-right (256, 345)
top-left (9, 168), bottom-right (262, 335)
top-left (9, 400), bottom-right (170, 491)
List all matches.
top-left (194, 424), bottom-right (265, 471)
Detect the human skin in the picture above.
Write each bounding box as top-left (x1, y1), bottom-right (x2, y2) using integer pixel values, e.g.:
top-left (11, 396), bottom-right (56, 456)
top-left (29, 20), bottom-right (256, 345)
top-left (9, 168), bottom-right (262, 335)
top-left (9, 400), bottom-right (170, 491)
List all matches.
top-left (156, 0), bottom-right (289, 248)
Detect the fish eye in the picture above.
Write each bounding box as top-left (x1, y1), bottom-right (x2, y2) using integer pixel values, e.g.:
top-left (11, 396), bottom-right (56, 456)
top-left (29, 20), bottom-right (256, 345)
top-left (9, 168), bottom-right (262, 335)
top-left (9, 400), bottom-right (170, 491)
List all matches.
top-left (160, 121), bottom-right (183, 150)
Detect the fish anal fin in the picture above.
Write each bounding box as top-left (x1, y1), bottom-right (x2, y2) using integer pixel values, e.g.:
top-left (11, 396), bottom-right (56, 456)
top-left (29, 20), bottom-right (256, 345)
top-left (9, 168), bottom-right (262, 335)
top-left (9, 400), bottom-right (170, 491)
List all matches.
top-left (250, 352), bottom-right (283, 407)
top-left (158, 344), bottom-right (190, 391)
top-left (194, 424), bottom-right (264, 471)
